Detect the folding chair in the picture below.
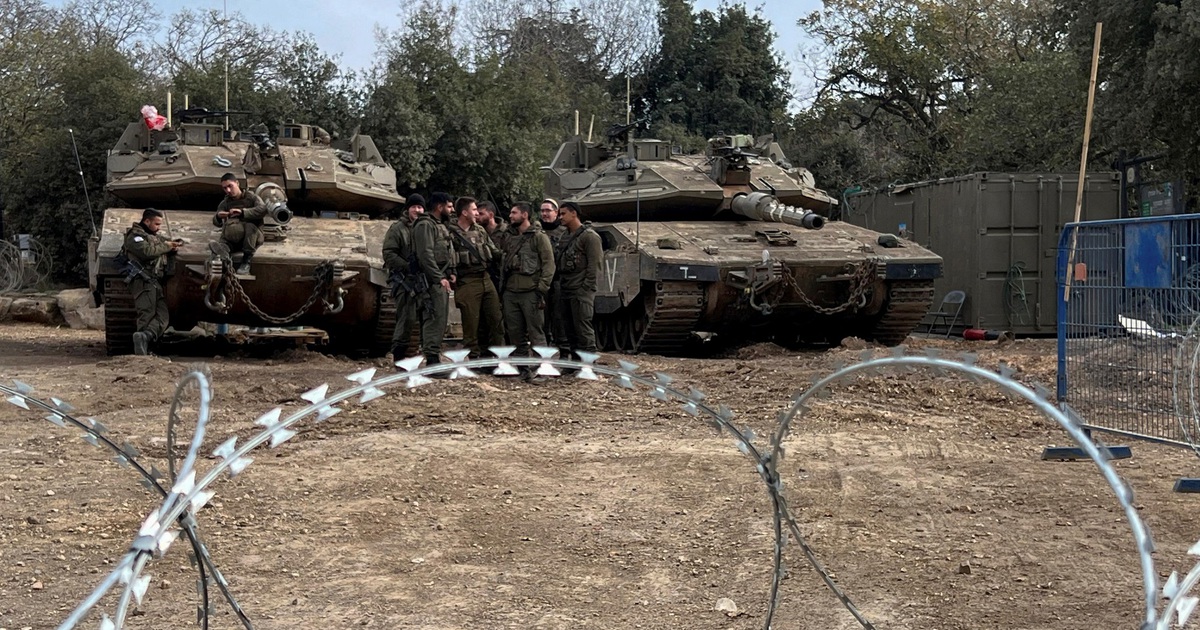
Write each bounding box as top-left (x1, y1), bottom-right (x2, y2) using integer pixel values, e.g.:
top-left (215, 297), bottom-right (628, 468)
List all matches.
top-left (925, 290), bottom-right (966, 338)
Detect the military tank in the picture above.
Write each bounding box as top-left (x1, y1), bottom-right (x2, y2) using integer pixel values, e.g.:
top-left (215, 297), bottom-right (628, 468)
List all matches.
top-left (544, 127), bottom-right (943, 353)
top-left (91, 108), bottom-right (404, 356)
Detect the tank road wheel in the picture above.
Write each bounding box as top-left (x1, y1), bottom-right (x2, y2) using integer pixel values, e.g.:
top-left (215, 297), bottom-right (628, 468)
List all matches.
top-left (612, 316), bottom-right (631, 352)
top-left (102, 277), bottom-right (137, 355)
top-left (592, 282), bottom-right (707, 356)
top-left (630, 281), bottom-right (706, 356)
top-left (592, 315), bottom-right (615, 352)
top-left (865, 280), bottom-right (937, 346)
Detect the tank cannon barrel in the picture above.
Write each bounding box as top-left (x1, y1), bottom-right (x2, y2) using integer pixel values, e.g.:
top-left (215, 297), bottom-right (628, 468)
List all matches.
top-left (269, 204), bottom-right (292, 225)
top-left (730, 192), bottom-right (825, 230)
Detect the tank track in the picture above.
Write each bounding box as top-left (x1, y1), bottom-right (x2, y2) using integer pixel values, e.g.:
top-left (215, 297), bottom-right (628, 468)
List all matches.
top-left (866, 279), bottom-right (937, 346)
top-left (102, 277), bottom-right (137, 355)
top-left (633, 281), bottom-right (706, 355)
top-left (372, 289), bottom-right (398, 357)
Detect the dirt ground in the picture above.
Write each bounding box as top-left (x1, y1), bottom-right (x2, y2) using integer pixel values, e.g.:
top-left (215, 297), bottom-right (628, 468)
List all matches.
top-left (1, 323), bottom-right (1199, 630)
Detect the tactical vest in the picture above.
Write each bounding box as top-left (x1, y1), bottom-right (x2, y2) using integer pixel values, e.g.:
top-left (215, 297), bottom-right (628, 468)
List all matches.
top-left (555, 223), bottom-right (597, 277)
top-left (502, 226), bottom-right (531, 273)
top-left (121, 223), bottom-right (168, 280)
top-left (450, 222), bottom-right (493, 276)
top-left (414, 213), bottom-right (457, 269)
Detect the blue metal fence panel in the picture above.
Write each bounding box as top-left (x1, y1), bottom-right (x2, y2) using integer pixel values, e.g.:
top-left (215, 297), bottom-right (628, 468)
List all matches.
top-left (1057, 214), bottom-right (1200, 446)
top-left (1125, 221), bottom-right (1173, 288)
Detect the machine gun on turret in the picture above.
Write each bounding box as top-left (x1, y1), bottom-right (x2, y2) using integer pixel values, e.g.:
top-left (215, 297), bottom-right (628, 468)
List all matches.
top-left (173, 107), bottom-right (251, 124)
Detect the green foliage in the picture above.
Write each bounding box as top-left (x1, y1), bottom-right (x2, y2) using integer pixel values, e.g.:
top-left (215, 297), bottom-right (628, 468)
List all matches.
top-left (158, 10), bottom-right (362, 136)
top-left (792, 0), bottom-right (1089, 189)
top-left (3, 42), bottom-right (152, 279)
top-left (1058, 0), bottom-right (1200, 194)
top-left (644, 0), bottom-right (790, 140)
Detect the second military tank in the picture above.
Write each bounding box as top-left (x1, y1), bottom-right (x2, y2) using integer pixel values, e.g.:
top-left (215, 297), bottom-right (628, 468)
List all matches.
top-left (544, 126), bottom-right (944, 354)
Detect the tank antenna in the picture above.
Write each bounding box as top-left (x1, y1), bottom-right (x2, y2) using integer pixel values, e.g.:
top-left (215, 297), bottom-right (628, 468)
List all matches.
top-left (587, 115), bottom-right (594, 143)
top-left (166, 91), bottom-right (173, 128)
top-left (67, 128), bottom-right (97, 238)
top-left (635, 187), bottom-right (641, 250)
top-left (574, 110), bottom-right (579, 136)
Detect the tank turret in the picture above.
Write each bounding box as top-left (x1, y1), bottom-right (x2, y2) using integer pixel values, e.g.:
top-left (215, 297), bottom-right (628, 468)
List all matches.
top-left (106, 109), bottom-right (402, 217)
top-left (543, 130), bottom-right (943, 354)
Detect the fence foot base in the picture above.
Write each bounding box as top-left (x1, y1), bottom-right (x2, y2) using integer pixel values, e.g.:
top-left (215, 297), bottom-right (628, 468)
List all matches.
top-left (1041, 445), bottom-right (1132, 461)
top-left (1173, 478), bottom-right (1200, 493)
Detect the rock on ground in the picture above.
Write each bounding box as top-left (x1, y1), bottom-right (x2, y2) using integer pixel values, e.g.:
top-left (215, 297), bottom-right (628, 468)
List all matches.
top-left (7, 296), bottom-right (62, 325)
top-left (56, 288), bottom-right (102, 330)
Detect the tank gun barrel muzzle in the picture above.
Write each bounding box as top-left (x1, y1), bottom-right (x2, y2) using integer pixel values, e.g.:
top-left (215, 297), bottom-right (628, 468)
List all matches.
top-left (731, 192), bottom-right (826, 230)
top-left (270, 204), bottom-right (293, 225)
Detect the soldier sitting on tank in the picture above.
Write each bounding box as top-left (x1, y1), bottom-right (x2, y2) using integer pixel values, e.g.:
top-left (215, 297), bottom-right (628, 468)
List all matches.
top-left (213, 172), bottom-right (267, 275)
top-left (121, 208), bottom-right (183, 355)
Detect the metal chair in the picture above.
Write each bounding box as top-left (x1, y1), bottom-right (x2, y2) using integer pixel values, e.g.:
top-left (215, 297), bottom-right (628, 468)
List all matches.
top-left (925, 290), bottom-right (967, 338)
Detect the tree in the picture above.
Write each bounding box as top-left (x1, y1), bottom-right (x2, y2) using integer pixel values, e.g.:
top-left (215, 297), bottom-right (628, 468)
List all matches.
top-left (462, 0), bottom-right (659, 79)
top-left (794, 0), bottom-right (1087, 186)
top-left (642, 1), bottom-right (790, 142)
top-left (1058, 0), bottom-right (1200, 194)
top-left (3, 41), bottom-right (153, 279)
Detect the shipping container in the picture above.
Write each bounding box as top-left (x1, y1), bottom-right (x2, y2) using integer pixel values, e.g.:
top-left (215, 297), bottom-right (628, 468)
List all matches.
top-left (845, 172), bottom-right (1121, 335)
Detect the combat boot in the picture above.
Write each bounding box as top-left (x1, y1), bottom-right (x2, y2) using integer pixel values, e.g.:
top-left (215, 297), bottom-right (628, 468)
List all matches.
top-left (236, 253), bottom-right (254, 276)
top-left (132, 332), bottom-right (150, 356)
top-left (425, 354), bottom-right (449, 379)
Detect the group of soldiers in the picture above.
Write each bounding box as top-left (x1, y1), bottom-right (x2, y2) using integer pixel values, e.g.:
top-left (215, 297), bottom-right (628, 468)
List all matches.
top-left (119, 175), bottom-right (606, 368)
top-left (120, 173), bottom-right (271, 354)
top-left (383, 193), bottom-right (603, 376)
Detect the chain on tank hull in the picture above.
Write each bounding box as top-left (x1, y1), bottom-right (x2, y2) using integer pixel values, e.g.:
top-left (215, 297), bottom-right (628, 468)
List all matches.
top-left (94, 209), bottom-right (395, 356)
top-left (588, 221), bottom-right (940, 354)
top-left (545, 131), bottom-right (944, 354)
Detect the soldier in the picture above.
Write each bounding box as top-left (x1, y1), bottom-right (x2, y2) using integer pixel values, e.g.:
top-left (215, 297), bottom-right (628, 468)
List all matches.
top-left (477, 199), bottom-right (508, 289)
top-left (213, 173), bottom-right (268, 275)
top-left (500, 202), bottom-right (555, 366)
top-left (539, 198), bottom-right (568, 345)
top-left (552, 201), bottom-right (603, 358)
top-left (448, 197), bottom-right (505, 357)
top-left (411, 191), bottom-right (457, 367)
top-left (381, 194), bottom-right (426, 360)
top-left (121, 208), bottom-right (183, 355)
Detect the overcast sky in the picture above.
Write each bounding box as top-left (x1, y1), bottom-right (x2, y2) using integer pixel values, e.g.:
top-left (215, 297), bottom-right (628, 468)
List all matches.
top-left (136, 0), bottom-right (824, 106)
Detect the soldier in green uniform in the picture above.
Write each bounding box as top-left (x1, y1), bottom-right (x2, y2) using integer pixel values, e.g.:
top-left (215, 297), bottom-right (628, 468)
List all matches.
top-left (501, 202), bottom-right (555, 362)
top-left (552, 201), bottom-right (604, 358)
top-left (381, 194), bottom-right (426, 360)
top-left (121, 208), bottom-right (183, 355)
top-left (412, 191), bottom-right (457, 366)
top-left (448, 196), bottom-right (505, 357)
top-left (478, 199), bottom-right (508, 295)
top-left (213, 173), bottom-right (268, 275)
top-left (539, 198), bottom-right (568, 345)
